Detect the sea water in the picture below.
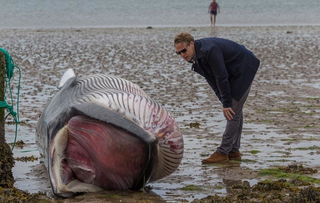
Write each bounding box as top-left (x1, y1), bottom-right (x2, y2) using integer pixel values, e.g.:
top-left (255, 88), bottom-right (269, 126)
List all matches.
top-left (0, 0), bottom-right (319, 29)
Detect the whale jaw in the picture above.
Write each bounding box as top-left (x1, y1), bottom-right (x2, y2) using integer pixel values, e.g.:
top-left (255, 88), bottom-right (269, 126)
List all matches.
top-left (49, 115), bottom-right (151, 197)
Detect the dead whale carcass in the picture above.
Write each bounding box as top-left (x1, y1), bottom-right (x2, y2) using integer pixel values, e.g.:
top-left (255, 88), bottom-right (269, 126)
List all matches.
top-left (36, 69), bottom-right (183, 197)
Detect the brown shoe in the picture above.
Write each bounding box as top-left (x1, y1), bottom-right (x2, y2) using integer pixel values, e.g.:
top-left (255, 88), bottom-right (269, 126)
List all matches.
top-left (202, 152), bottom-right (229, 164)
top-left (228, 151), bottom-right (242, 160)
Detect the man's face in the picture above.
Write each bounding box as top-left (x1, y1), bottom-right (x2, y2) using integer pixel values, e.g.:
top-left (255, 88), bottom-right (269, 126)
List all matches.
top-left (175, 41), bottom-right (195, 63)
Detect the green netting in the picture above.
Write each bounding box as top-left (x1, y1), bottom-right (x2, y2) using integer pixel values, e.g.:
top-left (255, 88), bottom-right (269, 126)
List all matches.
top-left (0, 48), bottom-right (21, 150)
top-left (0, 48), bottom-right (14, 79)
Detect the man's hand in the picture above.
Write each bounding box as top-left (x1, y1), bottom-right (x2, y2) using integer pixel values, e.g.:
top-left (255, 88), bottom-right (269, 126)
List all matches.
top-left (223, 107), bottom-right (235, 120)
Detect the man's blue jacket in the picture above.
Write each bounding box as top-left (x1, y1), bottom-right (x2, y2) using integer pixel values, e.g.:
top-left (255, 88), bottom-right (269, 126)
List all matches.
top-left (192, 37), bottom-right (260, 108)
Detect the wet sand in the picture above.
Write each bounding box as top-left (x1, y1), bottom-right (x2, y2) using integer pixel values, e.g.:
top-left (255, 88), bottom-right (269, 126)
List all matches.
top-left (1, 25), bottom-right (320, 202)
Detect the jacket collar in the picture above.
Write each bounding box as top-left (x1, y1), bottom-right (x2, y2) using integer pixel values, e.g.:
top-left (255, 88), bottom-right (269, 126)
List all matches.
top-left (194, 40), bottom-right (206, 60)
top-left (191, 40), bottom-right (205, 71)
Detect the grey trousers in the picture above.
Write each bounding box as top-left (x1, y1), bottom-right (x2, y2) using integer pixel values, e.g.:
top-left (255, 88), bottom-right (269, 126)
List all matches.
top-left (217, 86), bottom-right (251, 155)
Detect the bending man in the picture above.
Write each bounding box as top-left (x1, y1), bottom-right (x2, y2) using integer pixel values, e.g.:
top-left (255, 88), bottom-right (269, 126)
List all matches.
top-left (174, 32), bottom-right (260, 164)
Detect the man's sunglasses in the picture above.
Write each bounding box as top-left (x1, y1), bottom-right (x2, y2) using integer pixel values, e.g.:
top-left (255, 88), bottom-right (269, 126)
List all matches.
top-left (176, 48), bottom-right (187, 55)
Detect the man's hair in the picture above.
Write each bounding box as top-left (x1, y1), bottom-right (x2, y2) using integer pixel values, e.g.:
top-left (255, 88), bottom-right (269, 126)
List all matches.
top-left (174, 32), bottom-right (194, 45)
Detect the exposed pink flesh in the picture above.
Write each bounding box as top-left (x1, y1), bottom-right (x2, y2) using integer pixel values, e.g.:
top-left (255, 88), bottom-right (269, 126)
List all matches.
top-left (63, 115), bottom-right (148, 190)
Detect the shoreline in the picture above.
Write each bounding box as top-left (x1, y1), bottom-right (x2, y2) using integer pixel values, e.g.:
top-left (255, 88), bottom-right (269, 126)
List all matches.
top-left (1, 24), bottom-right (320, 32)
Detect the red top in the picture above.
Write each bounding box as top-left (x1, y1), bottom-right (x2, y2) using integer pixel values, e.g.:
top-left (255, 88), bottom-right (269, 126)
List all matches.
top-left (210, 2), bottom-right (218, 11)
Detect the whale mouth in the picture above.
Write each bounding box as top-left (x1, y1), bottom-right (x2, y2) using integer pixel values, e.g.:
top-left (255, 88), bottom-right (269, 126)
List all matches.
top-left (49, 115), bottom-right (150, 196)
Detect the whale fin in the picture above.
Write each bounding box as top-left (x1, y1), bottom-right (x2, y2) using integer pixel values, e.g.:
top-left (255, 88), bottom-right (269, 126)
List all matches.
top-left (58, 68), bottom-right (76, 89)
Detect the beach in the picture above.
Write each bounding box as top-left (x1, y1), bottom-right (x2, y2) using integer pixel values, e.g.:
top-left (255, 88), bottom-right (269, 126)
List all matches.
top-left (1, 25), bottom-right (320, 202)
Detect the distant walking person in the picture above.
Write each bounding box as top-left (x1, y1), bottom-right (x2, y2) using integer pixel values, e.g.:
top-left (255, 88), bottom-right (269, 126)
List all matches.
top-left (208, 0), bottom-right (220, 27)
